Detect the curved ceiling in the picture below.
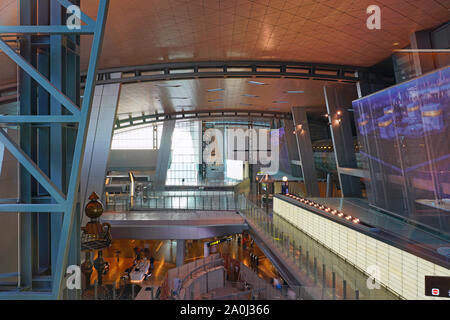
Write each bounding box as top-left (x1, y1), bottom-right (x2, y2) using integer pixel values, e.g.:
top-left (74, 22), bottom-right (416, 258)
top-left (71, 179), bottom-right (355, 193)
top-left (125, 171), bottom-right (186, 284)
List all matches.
top-left (116, 77), bottom-right (354, 116)
top-left (0, 0), bottom-right (449, 85)
top-left (79, 0), bottom-right (449, 71)
top-left (0, 0), bottom-right (447, 115)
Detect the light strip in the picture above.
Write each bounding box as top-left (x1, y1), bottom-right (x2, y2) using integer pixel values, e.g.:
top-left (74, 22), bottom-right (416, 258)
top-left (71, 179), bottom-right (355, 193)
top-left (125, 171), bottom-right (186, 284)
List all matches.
top-left (248, 80), bottom-right (266, 85)
top-left (285, 193), bottom-right (361, 225)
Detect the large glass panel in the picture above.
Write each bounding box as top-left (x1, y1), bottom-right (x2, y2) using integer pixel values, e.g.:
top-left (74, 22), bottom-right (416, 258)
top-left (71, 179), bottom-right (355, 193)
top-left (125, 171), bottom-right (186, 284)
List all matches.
top-left (111, 124), bottom-right (162, 150)
top-left (166, 121), bottom-right (201, 185)
top-left (353, 66), bottom-right (450, 235)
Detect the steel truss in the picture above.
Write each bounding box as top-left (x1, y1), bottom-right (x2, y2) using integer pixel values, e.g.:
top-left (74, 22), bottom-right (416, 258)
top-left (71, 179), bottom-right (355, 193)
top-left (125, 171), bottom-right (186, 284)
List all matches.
top-left (114, 109), bottom-right (293, 130)
top-left (0, 0), bottom-right (109, 299)
top-left (82, 60), bottom-right (392, 86)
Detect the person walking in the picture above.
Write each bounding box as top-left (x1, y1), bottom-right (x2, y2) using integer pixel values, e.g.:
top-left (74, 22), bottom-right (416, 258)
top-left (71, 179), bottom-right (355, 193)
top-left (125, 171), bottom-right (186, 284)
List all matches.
top-left (150, 256), bottom-right (155, 270)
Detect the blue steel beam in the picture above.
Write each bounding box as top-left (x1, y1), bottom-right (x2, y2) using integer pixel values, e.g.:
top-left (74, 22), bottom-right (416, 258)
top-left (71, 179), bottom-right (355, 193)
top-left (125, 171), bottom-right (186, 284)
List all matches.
top-left (0, 38), bottom-right (81, 117)
top-left (0, 26), bottom-right (95, 34)
top-left (0, 128), bottom-right (66, 204)
top-left (0, 0), bottom-right (109, 299)
top-left (0, 291), bottom-right (53, 300)
top-left (0, 204), bottom-right (65, 212)
top-left (51, 0), bottom-right (110, 299)
top-left (0, 116), bottom-right (78, 123)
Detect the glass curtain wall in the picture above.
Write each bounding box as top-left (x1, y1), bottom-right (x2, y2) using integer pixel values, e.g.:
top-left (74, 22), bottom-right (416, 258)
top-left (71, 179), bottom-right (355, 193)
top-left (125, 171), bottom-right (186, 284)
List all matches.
top-left (166, 120), bottom-right (201, 185)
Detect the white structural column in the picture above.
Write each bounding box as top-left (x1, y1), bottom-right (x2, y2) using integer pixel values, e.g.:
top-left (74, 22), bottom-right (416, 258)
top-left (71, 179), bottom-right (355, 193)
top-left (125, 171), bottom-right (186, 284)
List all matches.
top-left (323, 84), bottom-right (361, 198)
top-left (176, 239), bottom-right (186, 267)
top-left (282, 119), bottom-right (302, 177)
top-left (153, 119), bottom-right (175, 189)
top-left (291, 107), bottom-right (320, 197)
top-left (80, 72), bottom-right (121, 223)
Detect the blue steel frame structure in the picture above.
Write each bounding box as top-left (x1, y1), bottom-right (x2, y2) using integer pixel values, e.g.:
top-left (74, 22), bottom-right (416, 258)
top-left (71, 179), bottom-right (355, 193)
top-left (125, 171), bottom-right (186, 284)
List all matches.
top-left (0, 0), bottom-right (109, 299)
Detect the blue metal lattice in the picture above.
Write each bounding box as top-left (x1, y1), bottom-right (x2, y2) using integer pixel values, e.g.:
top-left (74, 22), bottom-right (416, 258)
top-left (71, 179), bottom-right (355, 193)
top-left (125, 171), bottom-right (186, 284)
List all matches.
top-left (0, 0), bottom-right (109, 299)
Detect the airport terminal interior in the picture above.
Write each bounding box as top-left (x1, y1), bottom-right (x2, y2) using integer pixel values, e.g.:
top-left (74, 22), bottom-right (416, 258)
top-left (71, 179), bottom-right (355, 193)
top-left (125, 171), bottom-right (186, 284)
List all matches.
top-left (0, 0), bottom-right (449, 300)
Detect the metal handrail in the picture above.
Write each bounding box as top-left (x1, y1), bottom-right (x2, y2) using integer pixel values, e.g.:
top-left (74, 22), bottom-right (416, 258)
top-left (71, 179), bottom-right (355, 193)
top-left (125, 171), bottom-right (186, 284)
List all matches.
top-left (180, 258), bottom-right (224, 290)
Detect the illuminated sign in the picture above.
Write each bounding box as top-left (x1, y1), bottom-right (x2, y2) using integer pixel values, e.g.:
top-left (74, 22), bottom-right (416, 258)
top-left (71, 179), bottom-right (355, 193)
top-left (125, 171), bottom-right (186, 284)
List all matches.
top-left (207, 236), bottom-right (232, 247)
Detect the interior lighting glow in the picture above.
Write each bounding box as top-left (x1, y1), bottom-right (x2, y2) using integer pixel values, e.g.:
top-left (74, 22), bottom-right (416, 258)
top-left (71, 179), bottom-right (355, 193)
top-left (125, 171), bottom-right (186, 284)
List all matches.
top-left (248, 81), bottom-right (266, 85)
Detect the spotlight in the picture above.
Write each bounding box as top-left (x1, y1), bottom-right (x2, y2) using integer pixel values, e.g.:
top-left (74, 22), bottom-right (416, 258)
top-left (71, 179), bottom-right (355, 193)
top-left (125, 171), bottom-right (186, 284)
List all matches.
top-left (331, 210), bottom-right (337, 215)
top-left (337, 213), bottom-right (344, 217)
top-left (353, 218), bottom-right (360, 224)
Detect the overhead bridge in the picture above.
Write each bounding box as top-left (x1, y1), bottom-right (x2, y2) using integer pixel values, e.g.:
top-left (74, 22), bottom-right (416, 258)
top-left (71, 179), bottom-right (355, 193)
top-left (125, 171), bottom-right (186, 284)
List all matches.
top-left (102, 210), bottom-right (248, 240)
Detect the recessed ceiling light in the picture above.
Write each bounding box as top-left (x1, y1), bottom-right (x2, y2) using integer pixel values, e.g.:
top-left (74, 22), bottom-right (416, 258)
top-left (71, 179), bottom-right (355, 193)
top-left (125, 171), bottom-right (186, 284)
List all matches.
top-left (248, 80), bottom-right (266, 85)
top-left (156, 84), bottom-right (181, 87)
top-left (242, 94), bottom-right (259, 97)
top-left (392, 42), bottom-right (400, 46)
top-left (273, 101), bottom-right (288, 103)
top-left (286, 90), bottom-right (304, 94)
top-left (208, 98), bottom-right (224, 102)
top-left (207, 88), bottom-right (224, 92)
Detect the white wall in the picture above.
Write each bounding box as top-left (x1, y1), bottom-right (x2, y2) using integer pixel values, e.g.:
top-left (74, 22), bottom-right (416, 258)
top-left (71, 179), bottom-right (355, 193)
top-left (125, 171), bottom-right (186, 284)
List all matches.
top-left (273, 197), bottom-right (450, 300)
top-left (107, 149), bottom-right (158, 171)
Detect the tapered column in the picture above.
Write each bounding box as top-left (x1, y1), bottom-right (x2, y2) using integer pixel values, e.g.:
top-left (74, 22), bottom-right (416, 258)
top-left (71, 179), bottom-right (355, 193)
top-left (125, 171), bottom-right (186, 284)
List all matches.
top-left (323, 84), bottom-right (361, 197)
top-left (410, 30), bottom-right (435, 76)
top-left (291, 107), bottom-right (320, 197)
top-left (153, 120), bottom-right (175, 189)
top-left (176, 240), bottom-right (185, 267)
top-left (282, 119), bottom-right (302, 177)
top-left (80, 73), bottom-right (121, 226)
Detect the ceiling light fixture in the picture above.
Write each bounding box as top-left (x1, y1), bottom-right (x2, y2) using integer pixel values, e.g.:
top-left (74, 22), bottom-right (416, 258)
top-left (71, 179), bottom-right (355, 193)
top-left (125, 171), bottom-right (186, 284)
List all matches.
top-left (248, 80), bottom-right (266, 85)
top-left (156, 84), bottom-right (181, 87)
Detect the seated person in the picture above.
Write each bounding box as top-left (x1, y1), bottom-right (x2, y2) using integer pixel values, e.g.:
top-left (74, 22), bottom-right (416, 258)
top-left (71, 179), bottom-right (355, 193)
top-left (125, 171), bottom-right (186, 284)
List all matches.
top-left (129, 255), bottom-right (151, 282)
